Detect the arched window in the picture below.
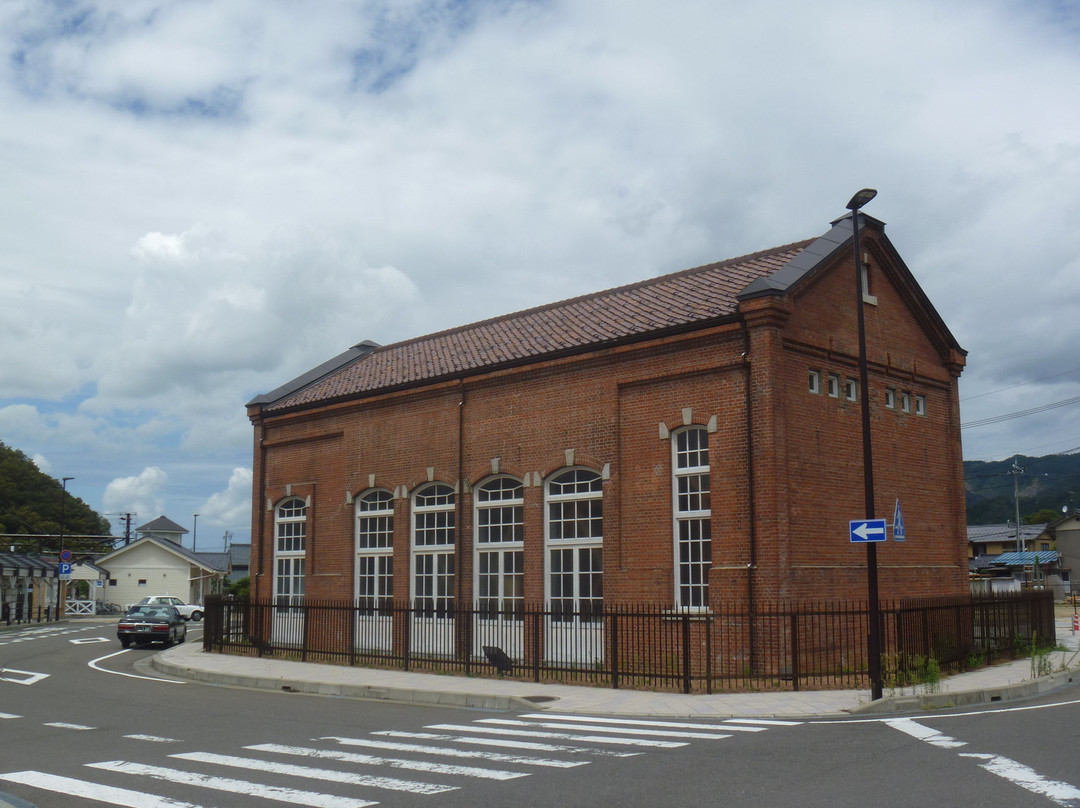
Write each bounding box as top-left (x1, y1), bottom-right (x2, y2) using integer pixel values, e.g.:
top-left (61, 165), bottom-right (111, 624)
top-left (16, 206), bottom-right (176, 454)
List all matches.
top-left (273, 497), bottom-right (307, 608)
top-left (673, 427), bottom-right (711, 608)
top-left (355, 489), bottom-right (394, 610)
top-left (475, 476), bottom-right (524, 619)
top-left (411, 482), bottom-right (455, 616)
top-left (545, 468), bottom-right (603, 621)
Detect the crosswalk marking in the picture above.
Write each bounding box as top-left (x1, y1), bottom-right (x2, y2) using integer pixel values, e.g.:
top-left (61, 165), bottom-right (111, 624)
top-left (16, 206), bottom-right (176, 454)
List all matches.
top-left (374, 730), bottom-right (640, 757)
top-left (85, 760), bottom-right (376, 808)
top-left (724, 718), bottom-right (803, 726)
top-left (518, 713), bottom-right (766, 732)
top-left (424, 722), bottom-right (687, 748)
top-left (45, 721), bottom-right (96, 730)
top-left (0, 710), bottom-right (789, 807)
top-left (126, 734), bottom-right (183, 743)
top-left (174, 750), bottom-right (461, 792)
top-left (316, 735), bottom-right (586, 768)
top-left (477, 718), bottom-right (732, 740)
top-left (0, 770), bottom-right (207, 808)
top-left (242, 743), bottom-right (526, 781)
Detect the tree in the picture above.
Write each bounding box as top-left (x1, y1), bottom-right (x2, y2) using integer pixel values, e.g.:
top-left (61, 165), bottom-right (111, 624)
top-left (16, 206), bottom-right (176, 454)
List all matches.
top-left (1025, 508), bottom-right (1063, 525)
top-left (0, 441), bottom-right (113, 553)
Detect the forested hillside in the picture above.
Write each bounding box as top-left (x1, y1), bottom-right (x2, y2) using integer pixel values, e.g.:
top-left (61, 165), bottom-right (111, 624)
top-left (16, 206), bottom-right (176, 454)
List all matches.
top-left (965, 453), bottom-right (1080, 525)
top-left (0, 441), bottom-right (113, 553)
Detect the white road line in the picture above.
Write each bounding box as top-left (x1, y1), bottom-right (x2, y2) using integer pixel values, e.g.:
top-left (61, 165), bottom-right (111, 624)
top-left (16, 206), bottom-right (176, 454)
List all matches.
top-left (88, 649), bottom-right (186, 684)
top-left (314, 735), bottom-right (585, 768)
top-left (245, 743), bottom-right (526, 781)
top-left (86, 760), bottom-right (376, 808)
top-left (886, 719), bottom-right (967, 749)
top-left (125, 734), bottom-right (183, 743)
top-left (0, 770), bottom-right (205, 808)
top-left (425, 723), bottom-right (687, 748)
top-left (0, 712), bottom-right (21, 719)
top-left (518, 713), bottom-right (764, 733)
top-left (960, 753), bottom-right (1080, 806)
top-left (478, 718), bottom-right (731, 740)
top-left (723, 718), bottom-right (804, 726)
top-left (174, 750), bottom-right (461, 792)
top-left (0, 668), bottom-right (50, 685)
top-left (45, 722), bottom-right (96, 731)
top-left (374, 730), bottom-right (640, 757)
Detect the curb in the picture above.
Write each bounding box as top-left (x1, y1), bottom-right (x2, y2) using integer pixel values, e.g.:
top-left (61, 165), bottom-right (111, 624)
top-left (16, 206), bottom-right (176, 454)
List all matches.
top-left (849, 664), bottom-right (1080, 714)
top-left (150, 652), bottom-right (541, 712)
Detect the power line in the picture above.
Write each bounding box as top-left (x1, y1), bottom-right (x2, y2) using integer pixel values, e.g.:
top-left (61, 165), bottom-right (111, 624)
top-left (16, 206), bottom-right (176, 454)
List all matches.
top-left (960, 393), bottom-right (1080, 429)
top-left (961, 366), bottom-right (1080, 402)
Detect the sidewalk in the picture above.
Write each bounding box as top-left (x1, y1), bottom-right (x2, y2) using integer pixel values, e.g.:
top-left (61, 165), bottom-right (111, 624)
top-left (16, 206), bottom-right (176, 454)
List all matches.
top-left (149, 616), bottom-right (1080, 720)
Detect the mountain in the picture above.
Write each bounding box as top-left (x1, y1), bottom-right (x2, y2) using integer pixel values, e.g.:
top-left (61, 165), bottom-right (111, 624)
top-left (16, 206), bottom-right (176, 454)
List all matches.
top-left (0, 441), bottom-right (113, 553)
top-left (964, 452), bottom-right (1080, 525)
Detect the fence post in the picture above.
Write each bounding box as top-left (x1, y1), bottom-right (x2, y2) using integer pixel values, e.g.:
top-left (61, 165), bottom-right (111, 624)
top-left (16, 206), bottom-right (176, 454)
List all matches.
top-left (790, 612), bottom-right (800, 692)
top-left (610, 608), bottom-right (620, 690)
top-left (682, 611), bottom-right (692, 694)
top-left (402, 603), bottom-right (411, 672)
top-left (532, 610), bottom-right (542, 684)
top-left (705, 611), bottom-right (713, 695)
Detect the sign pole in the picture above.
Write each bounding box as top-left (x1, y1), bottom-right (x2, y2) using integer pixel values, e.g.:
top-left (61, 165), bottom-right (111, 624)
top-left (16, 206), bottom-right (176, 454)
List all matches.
top-left (847, 190), bottom-right (883, 701)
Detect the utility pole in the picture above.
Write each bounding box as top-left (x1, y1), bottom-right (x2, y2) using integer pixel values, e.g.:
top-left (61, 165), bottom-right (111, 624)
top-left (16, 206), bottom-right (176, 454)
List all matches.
top-left (1011, 457), bottom-right (1025, 551)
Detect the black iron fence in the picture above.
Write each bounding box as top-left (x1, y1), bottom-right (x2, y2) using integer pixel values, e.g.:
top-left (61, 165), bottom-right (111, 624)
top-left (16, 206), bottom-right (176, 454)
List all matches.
top-left (201, 590), bottom-right (1055, 694)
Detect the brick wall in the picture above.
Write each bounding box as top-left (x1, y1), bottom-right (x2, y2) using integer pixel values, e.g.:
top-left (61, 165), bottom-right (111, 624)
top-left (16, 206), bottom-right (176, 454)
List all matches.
top-left (249, 229), bottom-right (967, 609)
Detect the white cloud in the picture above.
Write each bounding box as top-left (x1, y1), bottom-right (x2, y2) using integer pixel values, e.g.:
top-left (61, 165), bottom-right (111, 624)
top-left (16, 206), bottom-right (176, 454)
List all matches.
top-left (31, 453), bottom-right (51, 474)
top-left (199, 467), bottom-right (254, 528)
top-left (103, 467), bottom-right (168, 521)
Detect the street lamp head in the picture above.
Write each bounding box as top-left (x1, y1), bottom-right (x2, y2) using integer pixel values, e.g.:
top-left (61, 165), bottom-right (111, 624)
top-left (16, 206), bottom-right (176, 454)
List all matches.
top-left (846, 188), bottom-right (877, 211)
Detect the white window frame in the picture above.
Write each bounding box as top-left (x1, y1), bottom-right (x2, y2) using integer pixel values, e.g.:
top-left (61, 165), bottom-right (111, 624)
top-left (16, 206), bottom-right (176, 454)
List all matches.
top-left (273, 497), bottom-right (307, 609)
top-left (411, 482), bottom-right (455, 616)
top-left (808, 369), bottom-right (821, 395)
top-left (673, 426), bottom-right (711, 610)
top-left (885, 388), bottom-right (896, 409)
top-left (544, 468), bottom-right (603, 622)
top-left (844, 378), bottom-right (859, 402)
top-left (474, 476), bottom-right (524, 620)
top-left (901, 391), bottom-right (912, 413)
top-left (827, 373), bottom-right (840, 399)
top-left (355, 489), bottom-right (394, 610)
top-left (915, 394), bottom-right (926, 416)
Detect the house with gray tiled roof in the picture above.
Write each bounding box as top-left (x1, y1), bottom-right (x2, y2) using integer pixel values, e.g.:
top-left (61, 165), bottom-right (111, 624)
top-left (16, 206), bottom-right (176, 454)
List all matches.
top-left (96, 518), bottom-right (228, 609)
top-left (245, 209), bottom-right (969, 664)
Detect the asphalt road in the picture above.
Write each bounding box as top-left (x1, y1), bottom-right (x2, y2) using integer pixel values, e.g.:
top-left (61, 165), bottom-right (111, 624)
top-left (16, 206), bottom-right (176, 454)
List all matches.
top-left (2, 621), bottom-right (1079, 808)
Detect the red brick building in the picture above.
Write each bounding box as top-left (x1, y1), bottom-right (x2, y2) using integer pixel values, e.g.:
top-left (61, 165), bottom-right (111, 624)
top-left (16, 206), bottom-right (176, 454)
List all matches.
top-left (246, 211), bottom-right (968, 643)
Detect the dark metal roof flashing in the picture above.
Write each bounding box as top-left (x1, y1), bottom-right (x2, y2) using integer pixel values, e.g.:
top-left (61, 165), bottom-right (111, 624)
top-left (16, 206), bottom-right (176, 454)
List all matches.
top-left (737, 212), bottom-right (883, 301)
top-left (247, 339), bottom-right (381, 407)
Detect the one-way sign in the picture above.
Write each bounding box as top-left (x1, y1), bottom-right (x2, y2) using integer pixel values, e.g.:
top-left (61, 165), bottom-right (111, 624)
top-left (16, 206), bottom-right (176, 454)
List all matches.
top-left (850, 518), bottom-right (887, 543)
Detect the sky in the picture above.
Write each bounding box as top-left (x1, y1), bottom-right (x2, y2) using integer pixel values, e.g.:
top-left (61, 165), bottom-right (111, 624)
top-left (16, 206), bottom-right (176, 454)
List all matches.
top-left (2, 0), bottom-right (1079, 549)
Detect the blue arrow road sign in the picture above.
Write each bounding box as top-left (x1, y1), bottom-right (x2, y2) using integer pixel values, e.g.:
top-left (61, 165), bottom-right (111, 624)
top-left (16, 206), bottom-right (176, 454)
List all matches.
top-left (893, 499), bottom-right (906, 542)
top-left (850, 518), bottom-right (887, 543)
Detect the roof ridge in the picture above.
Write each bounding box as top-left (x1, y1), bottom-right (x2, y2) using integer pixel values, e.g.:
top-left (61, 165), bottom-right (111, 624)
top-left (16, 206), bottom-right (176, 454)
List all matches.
top-left (368, 238), bottom-right (815, 356)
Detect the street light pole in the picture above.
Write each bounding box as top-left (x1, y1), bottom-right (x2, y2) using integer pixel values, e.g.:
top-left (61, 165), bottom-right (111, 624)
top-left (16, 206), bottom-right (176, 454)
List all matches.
top-left (846, 188), bottom-right (883, 701)
top-left (193, 513), bottom-right (199, 553)
top-left (55, 476), bottom-right (74, 619)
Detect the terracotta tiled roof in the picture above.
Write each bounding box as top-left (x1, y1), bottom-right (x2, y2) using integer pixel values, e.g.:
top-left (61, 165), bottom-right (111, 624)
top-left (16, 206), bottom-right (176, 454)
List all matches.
top-left (264, 239), bottom-right (812, 411)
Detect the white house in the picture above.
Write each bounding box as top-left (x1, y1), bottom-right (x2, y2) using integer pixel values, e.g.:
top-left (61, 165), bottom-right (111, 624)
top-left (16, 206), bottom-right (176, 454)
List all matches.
top-left (95, 532), bottom-right (228, 609)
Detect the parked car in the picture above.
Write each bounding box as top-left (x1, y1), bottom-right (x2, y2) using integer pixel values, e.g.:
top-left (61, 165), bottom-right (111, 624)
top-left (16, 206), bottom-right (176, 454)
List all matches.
top-left (117, 605), bottom-right (187, 648)
top-left (128, 595), bottom-right (203, 621)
